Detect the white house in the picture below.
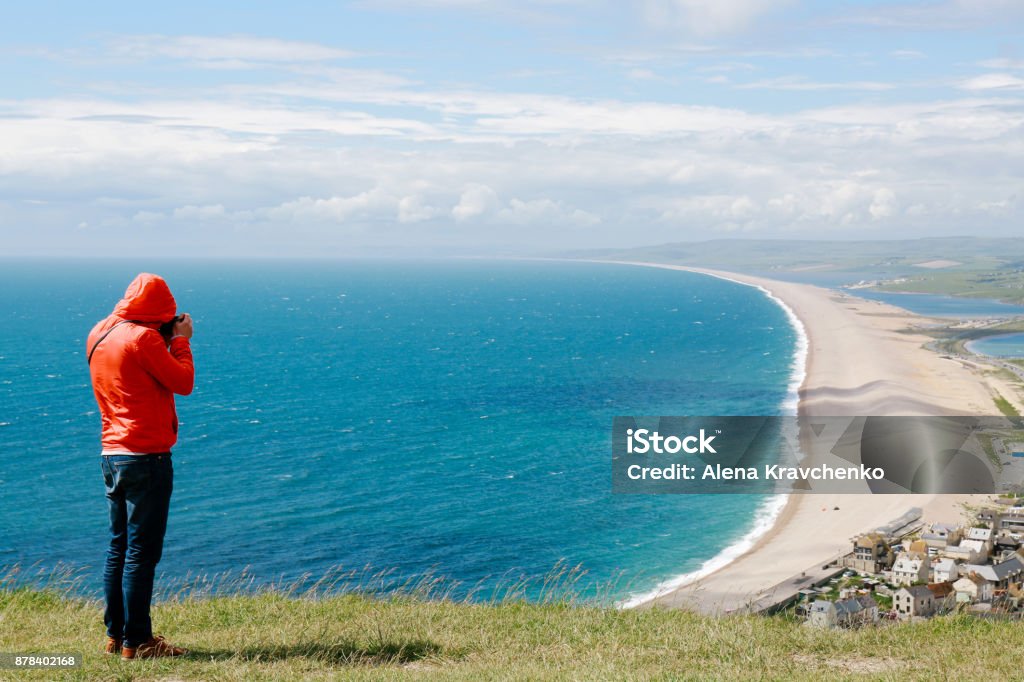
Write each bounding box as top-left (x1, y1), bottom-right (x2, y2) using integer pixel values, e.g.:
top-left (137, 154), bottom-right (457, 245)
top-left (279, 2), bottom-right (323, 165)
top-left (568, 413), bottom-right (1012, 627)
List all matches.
top-left (966, 527), bottom-right (992, 538)
top-left (965, 526), bottom-right (993, 545)
top-left (894, 585), bottom-right (935, 619)
top-left (953, 574), bottom-right (992, 604)
top-left (932, 558), bottom-right (959, 583)
top-left (923, 522), bottom-right (960, 541)
top-left (853, 595), bottom-right (879, 624)
top-left (807, 600), bottom-right (838, 628)
top-left (942, 541), bottom-right (986, 564)
top-left (892, 552), bottom-right (930, 586)
top-left (961, 554), bottom-right (1024, 590)
top-left (807, 596), bottom-right (877, 629)
top-left (959, 539), bottom-right (989, 558)
top-left (921, 523), bottom-right (963, 554)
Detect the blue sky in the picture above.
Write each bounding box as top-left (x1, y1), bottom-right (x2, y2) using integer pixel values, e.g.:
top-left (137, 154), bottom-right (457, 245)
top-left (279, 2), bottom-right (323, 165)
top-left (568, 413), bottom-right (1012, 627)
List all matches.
top-left (2, 1), bottom-right (1023, 256)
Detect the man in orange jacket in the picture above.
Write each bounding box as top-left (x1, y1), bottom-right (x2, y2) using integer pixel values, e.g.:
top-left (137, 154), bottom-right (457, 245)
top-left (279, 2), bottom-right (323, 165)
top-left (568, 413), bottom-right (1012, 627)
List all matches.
top-left (87, 273), bottom-right (194, 660)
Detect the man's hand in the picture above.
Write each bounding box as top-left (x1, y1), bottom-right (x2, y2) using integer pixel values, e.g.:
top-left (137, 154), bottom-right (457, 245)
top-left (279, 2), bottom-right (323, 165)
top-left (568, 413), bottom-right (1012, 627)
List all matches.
top-left (173, 313), bottom-right (194, 340)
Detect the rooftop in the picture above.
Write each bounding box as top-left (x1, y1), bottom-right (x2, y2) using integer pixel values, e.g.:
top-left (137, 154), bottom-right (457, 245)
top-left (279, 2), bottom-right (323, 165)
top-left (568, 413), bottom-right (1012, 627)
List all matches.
top-left (898, 585), bottom-right (933, 599)
top-left (962, 556), bottom-right (1024, 582)
top-left (966, 527), bottom-right (994, 541)
top-left (855, 532), bottom-right (887, 548)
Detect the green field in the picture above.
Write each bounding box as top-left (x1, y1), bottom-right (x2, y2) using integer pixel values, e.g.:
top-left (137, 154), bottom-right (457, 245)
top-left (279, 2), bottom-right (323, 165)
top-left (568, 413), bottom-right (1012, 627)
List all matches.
top-left (873, 269), bottom-right (1024, 304)
top-left (3, 587), bottom-right (1024, 681)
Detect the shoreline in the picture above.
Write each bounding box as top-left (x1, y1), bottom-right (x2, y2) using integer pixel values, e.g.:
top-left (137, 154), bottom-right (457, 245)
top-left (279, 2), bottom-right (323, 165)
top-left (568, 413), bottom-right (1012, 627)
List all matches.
top-left (597, 261), bottom-right (1011, 612)
top-left (613, 265), bottom-right (807, 608)
top-left (964, 331), bottom-right (1024, 357)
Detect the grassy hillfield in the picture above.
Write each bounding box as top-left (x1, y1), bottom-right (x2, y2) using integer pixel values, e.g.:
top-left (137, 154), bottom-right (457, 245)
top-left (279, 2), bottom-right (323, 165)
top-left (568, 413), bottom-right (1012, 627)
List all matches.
top-left (3, 586), bottom-right (1024, 681)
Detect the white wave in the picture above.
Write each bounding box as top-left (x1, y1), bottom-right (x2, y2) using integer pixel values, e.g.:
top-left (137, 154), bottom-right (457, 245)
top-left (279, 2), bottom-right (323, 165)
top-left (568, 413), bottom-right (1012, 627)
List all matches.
top-left (617, 492), bottom-right (789, 609)
top-left (616, 267), bottom-right (808, 609)
top-left (689, 270), bottom-right (807, 418)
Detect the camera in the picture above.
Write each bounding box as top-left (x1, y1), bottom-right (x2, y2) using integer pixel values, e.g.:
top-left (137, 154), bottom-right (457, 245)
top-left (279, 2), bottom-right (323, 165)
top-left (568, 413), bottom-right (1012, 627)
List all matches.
top-left (159, 315), bottom-right (184, 340)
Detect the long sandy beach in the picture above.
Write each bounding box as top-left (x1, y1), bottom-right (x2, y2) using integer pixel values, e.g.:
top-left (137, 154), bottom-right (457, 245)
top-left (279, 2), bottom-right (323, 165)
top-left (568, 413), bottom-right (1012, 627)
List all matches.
top-left (608, 262), bottom-right (1023, 613)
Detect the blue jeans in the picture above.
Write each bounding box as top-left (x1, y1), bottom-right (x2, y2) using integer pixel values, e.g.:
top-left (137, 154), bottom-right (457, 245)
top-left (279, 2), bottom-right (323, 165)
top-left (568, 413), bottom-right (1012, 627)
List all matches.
top-left (101, 454), bottom-right (173, 648)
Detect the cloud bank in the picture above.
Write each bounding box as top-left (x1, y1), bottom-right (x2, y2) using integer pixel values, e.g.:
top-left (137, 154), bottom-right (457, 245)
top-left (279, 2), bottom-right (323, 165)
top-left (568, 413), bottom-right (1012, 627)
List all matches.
top-left (1, 6), bottom-right (1023, 255)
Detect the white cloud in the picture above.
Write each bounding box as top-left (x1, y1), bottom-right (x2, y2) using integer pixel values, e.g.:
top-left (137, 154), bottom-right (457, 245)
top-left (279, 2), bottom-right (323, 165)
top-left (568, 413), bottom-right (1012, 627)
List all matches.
top-left (869, 188), bottom-right (896, 219)
top-left (132, 210), bottom-right (165, 224)
top-left (697, 61), bottom-right (756, 73)
top-left (398, 195), bottom-right (438, 223)
top-left (10, 87), bottom-right (1024, 249)
top-left (642, 0), bottom-right (794, 36)
top-left (626, 68), bottom-right (663, 81)
top-left (110, 35), bottom-right (355, 64)
top-left (978, 58), bottom-right (1024, 70)
top-left (266, 190), bottom-right (391, 223)
top-left (498, 198), bottom-right (600, 227)
top-left (452, 184), bottom-right (499, 221)
top-left (959, 73), bottom-right (1024, 91)
top-left (172, 204), bottom-right (227, 220)
top-left (976, 195), bottom-right (1017, 215)
top-left (737, 76), bottom-right (895, 91)
top-left (834, 0), bottom-right (1024, 30)
top-left (449, 183), bottom-right (600, 227)
top-left (4, 33), bottom-right (1024, 253)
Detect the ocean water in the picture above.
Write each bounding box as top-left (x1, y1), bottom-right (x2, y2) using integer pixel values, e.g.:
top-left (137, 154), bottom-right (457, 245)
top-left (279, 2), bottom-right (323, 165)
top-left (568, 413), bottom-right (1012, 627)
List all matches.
top-left (966, 333), bottom-right (1024, 358)
top-left (0, 260), bottom-right (797, 603)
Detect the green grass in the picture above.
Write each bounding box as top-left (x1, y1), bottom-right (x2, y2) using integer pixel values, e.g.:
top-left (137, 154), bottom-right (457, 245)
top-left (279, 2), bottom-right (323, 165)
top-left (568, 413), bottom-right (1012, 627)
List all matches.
top-left (872, 268), bottom-right (1024, 304)
top-left (4, 587), bottom-right (1024, 681)
top-left (976, 432), bottom-right (1001, 469)
top-left (994, 392), bottom-right (1022, 418)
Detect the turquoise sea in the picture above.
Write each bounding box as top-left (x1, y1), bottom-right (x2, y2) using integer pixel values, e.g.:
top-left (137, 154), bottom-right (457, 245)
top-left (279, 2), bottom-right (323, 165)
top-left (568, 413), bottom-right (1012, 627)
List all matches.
top-left (0, 260), bottom-right (797, 603)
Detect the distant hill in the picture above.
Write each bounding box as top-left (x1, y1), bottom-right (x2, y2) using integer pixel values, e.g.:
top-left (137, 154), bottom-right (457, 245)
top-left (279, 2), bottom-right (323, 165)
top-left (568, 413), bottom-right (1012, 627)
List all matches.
top-left (563, 237), bottom-right (1024, 271)
top-left (562, 237), bottom-right (1024, 303)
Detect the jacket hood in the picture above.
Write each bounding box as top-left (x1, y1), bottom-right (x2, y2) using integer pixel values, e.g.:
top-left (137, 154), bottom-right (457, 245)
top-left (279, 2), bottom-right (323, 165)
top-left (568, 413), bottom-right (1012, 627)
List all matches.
top-left (113, 273), bottom-right (177, 322)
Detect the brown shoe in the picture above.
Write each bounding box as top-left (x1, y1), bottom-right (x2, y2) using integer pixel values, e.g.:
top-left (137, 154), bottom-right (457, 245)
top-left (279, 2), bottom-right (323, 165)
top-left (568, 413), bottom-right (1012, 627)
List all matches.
top-left (104, 637), bottom-right (121, 655)
top-left (121, 635), bottom-right (188, 659)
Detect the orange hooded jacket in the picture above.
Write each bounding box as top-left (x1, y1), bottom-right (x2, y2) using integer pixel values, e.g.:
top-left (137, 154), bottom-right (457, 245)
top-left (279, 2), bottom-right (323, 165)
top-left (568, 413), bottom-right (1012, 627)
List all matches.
top-left (87, 273), bottom-right (194, 454)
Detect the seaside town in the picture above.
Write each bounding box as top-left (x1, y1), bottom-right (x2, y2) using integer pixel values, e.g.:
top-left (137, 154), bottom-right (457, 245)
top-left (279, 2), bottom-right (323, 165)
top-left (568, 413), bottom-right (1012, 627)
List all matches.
top-left (796, 498), bottom-right (1024, 627)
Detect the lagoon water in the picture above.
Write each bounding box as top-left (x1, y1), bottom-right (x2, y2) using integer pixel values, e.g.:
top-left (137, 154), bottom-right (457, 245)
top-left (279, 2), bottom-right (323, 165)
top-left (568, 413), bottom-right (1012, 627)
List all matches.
top-left (751, 269), bottom-right (1024, 320)
top-left (966, 333), bottom-right (1024, 359)
top-left (0, 260), bottom-right (796, 602)
top-left (840, 289), bottom-right (1024, 319)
